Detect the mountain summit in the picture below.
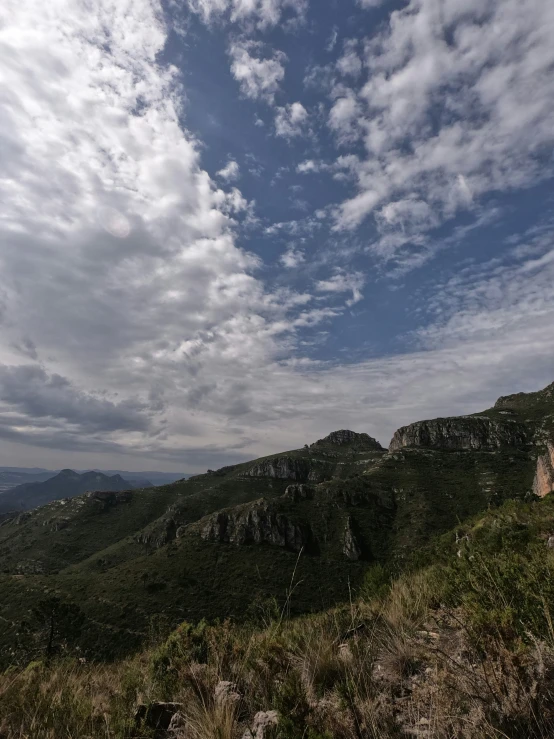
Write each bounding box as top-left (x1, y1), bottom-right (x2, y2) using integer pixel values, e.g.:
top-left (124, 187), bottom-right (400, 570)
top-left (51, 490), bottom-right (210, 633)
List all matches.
top-left (311, 429), bottom-right (384, 450)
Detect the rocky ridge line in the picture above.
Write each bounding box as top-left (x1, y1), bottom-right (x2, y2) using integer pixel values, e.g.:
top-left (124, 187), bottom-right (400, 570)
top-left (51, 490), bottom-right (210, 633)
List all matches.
top-left (389, 417), bottom-right (530, 452)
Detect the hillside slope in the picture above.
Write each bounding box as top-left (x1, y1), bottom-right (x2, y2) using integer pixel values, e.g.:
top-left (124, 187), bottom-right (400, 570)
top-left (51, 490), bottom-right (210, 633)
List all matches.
top-left (0, 384), bottom-right (552, 665)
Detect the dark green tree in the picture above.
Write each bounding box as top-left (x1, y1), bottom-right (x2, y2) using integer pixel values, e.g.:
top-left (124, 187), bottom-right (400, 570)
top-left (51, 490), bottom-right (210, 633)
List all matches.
top-left (30, 597), bottom-right (85, 658)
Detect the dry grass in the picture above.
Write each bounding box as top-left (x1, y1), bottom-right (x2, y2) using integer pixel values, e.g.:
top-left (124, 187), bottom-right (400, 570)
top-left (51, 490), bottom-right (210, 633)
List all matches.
top-left (2, 562), bottom-right (554, 738)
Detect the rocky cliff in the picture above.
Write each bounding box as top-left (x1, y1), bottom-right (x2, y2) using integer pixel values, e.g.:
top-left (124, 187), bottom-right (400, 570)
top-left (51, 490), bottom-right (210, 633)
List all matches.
top-left (533, 443), bottom-right (554, 498)
top-left (247, 456), bottom-right (311, 480)
top-left (246, 456), bottom-right (334, 482)
top-left (343, 516), bottom-right (363, 561)
top-left (389, 417), bottom-right (530, 452)
top-left (200, 501), bottom-right (310, 552)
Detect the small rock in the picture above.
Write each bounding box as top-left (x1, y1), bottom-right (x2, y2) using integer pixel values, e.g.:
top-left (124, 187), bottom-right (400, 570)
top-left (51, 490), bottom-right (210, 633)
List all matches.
top-left (242, 710), bottom-right (279, 739)
top-left (547, 535), bottom-right (554, 549)
top-left (215, 680), bottom-right (241, 705)
top-left (135, 702), bottom-right (184, 732)
top-left (168, 711), bottom-right (187, 736)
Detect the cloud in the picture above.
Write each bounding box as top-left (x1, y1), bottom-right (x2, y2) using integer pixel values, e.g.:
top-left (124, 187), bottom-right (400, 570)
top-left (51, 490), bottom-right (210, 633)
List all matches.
top-left (0, 0), bottom-right (328, 466)
top-left (326, 26), bottom-right (338, 52)
top-left (315, 271), bottom-right (365, 306)
top-left (357, 0), bottom-right (385, 7)
top-left (328, 90), bottom-right (362, 143)
top-left (336, 40), bottom-right (362, 78)
top-left (296, 160), bottom-right (320, 174)
top-left (0, 364), bottom-right (157, 434)
top-left (217, 160), bottom-right (241, 182)
top-left (229, 40), bottom-right (287, 103)
top-left (1, 0), bottom-right (553, 475)
top-left (280, 246), bottom-right (305, 268)
top-left (330, 0), bottom-right (554, 260)
top-left (186, 0), bottom-right (308, 29)
top-left (274, 102), bottom-right (309, 138)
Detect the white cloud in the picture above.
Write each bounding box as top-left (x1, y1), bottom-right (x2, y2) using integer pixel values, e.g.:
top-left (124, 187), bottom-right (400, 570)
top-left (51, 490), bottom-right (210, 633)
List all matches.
top-left (280, 246), bottom-right (305, 268)
top-left (315, 271), bottom-right (365, 306)
top-left (328, 90), bottom-right (362, 142)
top-left (296, 160), bottom-right (320, 174)
top-left (0, 0), bottom-right (334, 469)
top-left (357, 0), bottom-right (385, 7)
top-left (336, 40), bottom-right (362, 77)
top-left (326, 26), bottom-right (338, 52)
top-left (274, 102), bottom-right (309, 138)
top-left (331, 0), bottom-right (554, 260)
top-left (186, 0), bottom-right (308, 29)
top-left (229, 40), bottom-right (287, 103)
top-left (1, 0), bottom-right (553, 474)
top-left (217, 159), bottom-right (241, 182)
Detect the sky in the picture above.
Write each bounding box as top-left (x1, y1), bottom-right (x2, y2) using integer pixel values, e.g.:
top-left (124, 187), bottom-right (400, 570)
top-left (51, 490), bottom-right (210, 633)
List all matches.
top-left (0, 0), bottom-right (553, 473)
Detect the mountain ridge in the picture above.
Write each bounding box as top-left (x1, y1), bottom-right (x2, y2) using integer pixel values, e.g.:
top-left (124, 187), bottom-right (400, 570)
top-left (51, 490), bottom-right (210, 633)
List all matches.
top-left (0, 469), bottom-right (142, 514)
top-left (0, 380), bottom-right (552, 665)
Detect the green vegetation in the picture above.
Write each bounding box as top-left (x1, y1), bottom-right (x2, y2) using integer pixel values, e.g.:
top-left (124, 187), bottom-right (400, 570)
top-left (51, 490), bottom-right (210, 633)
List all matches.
top-left (1, 381), bottom-right (553, 736)
top-left (3, 494), bottom-right (554, 737)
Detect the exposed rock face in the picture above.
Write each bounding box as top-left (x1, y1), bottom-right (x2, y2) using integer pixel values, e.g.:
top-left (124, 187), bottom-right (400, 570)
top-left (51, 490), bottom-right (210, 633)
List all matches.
top-left (86, 490), bottom-right (133, 511)
top-left (312, 429), bottom-right (383, 450)
top-left (389, 417), bottom-right (529, 452)
top-left (201, 502), bottom-right (310, 552)
top-left (343, 516), bottom-right (362, 561)
top-left (247, 456), bottom-right (311, 480)
top-left (135, 504), bottom-right (189, 549)
top-left (283, 484), bottom-right (315, 501)
top-left (136, 518), bottom-right (178, 549)
top-left (533, 443), bottom-right (554, 498)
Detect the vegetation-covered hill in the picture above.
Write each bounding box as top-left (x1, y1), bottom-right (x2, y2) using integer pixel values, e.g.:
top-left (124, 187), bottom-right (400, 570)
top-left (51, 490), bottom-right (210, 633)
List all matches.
top-left (0, 384), bottom-right (552, 669)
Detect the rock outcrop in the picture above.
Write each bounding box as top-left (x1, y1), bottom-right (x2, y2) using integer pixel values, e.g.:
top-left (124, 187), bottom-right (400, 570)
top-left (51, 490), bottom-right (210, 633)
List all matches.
top-left (247, 456), bottom-right (311, 480)
top-left (389, 417), bottom-right (529, 452)
top-left (283, 484), bottom-right (315, 501)
top-left (246, 456), bottom-right (333, 482)
top-left (533, 443), bottom-right (554, 498)
top-left (311, 429), bottom-right (384, 450)
top-left (201, 502), bottom-right (311, 552)
top-left (87, 490), bottom-right (133, 511)
top-left (343, 516), bottom-right (363, 560)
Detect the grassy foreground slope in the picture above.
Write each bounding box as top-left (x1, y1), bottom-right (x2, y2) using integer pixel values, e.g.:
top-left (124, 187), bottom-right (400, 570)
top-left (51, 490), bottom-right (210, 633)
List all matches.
top-left (3, 493), bottom-right (554, 738)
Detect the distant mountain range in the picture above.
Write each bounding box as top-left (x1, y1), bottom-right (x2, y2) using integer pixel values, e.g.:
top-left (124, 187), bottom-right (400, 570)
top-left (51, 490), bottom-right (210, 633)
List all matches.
top-left (0, 467), bottom-right (189, 496)
top-left (0, 469), bottom-right (147, 513)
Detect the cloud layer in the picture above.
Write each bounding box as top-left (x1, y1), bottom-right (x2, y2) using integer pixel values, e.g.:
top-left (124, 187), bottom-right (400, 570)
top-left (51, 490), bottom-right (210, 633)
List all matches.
top-left (0, 0), bottom-right (553, 472)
